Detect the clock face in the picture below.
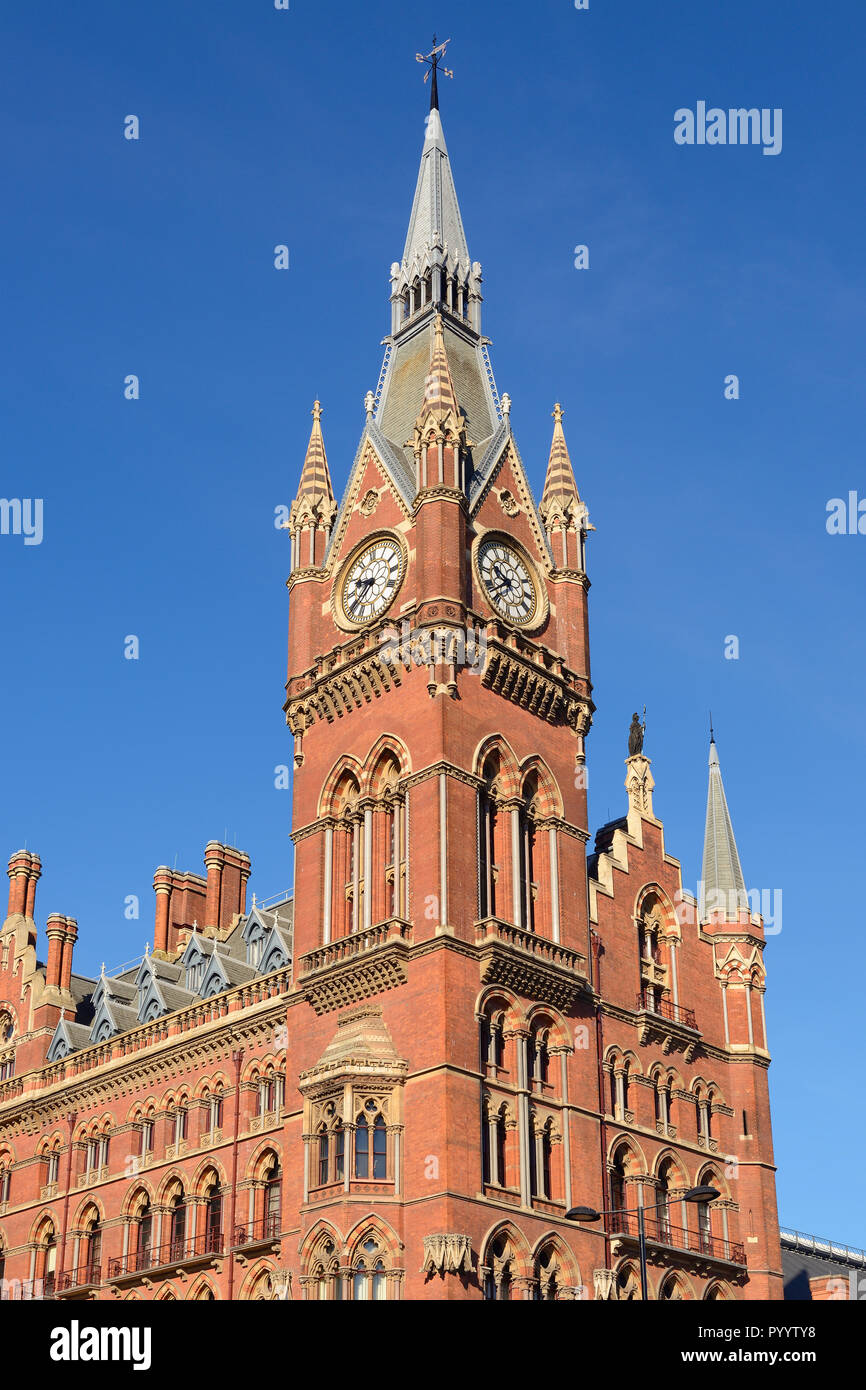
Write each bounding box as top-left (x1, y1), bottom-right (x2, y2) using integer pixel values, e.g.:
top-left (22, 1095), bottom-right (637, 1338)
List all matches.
top-left (340, 536), bottom-right (405, 625)
top-left (478, 538), bottom-right (539, 625)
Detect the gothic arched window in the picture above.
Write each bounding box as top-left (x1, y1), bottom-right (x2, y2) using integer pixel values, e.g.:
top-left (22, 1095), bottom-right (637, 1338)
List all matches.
top-left (264, 1159), bottom-right (282, 1236)
top-left (169, 1191), bottom-right (186, 1259)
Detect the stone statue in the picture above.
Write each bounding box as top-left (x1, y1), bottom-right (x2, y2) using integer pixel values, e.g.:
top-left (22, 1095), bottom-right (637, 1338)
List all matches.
top-left (628, 712), bottom-right (644, 756)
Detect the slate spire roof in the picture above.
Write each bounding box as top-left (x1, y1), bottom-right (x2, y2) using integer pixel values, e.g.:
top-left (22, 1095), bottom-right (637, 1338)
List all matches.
top-left (401, 102), bottom-right (470, 278)
top-left (701, 735), bottom-right (749, 914)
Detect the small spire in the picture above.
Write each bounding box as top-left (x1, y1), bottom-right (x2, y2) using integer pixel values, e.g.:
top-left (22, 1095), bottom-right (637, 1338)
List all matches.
top-left (418, 314), bottom-right (461, 423)
top-left (541, 402), bottom-right (581, 512)
top-left (701, 729), bottom-right (748, 916)
top-left (294, 401), bottom-right (334, 507)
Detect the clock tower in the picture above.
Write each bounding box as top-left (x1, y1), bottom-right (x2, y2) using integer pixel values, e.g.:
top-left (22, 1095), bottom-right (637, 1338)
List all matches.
top-left (279, 73), bottom-right (781, 1302)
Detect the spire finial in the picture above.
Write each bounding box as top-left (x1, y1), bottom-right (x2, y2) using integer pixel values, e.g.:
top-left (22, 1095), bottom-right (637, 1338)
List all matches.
top-left (312, 400), bottom-right (322, 423)
top-left (416, 35), bottom-right (453, 112)
top-left (709, 710), bottom-right (715, 743)
top-left (553, 402), bottom-right (564, 425)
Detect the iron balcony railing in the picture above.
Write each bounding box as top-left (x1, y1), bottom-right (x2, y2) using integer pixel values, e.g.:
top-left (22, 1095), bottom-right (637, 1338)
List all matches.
top-left (636, 990), bottom-right (697, 1030)
top-left (608, 1210), bottom-right (746, 1266)
top-left (56, 1264), bottom-right (101, 1292)
top-left (107, 1228), bottom-right (223, 1278)
top-left (234, 1212), bottom-right (281, 1246)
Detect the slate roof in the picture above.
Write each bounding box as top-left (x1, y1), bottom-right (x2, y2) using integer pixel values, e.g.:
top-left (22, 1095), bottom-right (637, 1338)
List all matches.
top-left (701, 737), bottom-right (748, 911)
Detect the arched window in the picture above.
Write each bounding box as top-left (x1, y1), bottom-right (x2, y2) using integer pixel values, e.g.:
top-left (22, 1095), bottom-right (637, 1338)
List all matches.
top-left (534, 1244), bottom-right (562, 1301)
top-left (309, 1236), bottom-right (341, 1301)
top-left (0, 1159), bottom-right (11, 1206)
top-left (483, 1233), bottom-right (515, 1301)
top-left (317, 1125), bottom-right (330, 1186)
top-left (348, 1236), bottom-right (390, 1301)
top-left (481, 1010), bottom-right (505, 1073)
top-left (204, 1184), bottom-right (222, 1253)
top-left (83, 1211), bottom-right (102, 1281)
top-left (609, 1149), bottom-right (629, 1227)
top-left (169, 1192), bottom-right (186, 1260)
top-left (135, 1199), bottom-right (153, 1269)
top-left (483, 1099), bottom-right (509, 1188)
top-left (478, 756), bottom-right (500, 920)
top-left (372, 1114), bottom-right (387, 1180)
top-left (518, 774), bottom-right (539, 932)
top-left (529, 1115), bottom-right (555, 1200)
top-left (528, 1026), bottom-right (550, 1090)
top-left (334, 1124), bottom-right (345, 1182)
top-left (696, 1195), bottom-right (713, 1254)
top-left (264, 1160), bottom-right (282, 1236)
top-left (354, 1100), bottom-right (387, 1180)
top-left (35, 1221), bottom-right (57, 1292)
top-left (657, 1161), bottom-right (676, 1242)
top-left (139, 1112), bottom-right (154, 1156)
top-left (0, 1238), bottom-right (5, 1286)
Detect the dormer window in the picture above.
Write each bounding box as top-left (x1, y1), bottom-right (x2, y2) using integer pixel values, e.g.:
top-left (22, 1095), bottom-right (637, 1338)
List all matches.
top-left (248, 936), bottom-right (263, 968)
top-left (187, 960), bottom-right (204, 991)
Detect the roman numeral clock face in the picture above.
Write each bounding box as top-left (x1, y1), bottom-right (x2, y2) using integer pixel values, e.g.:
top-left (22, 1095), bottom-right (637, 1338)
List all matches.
top-left (338, 536), bottom-right (405, 626)
top-left (478, 537), bottom-right (540, 626)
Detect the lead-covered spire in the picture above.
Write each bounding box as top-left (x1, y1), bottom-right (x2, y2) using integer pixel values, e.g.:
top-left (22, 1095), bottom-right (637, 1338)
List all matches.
top-left (701, 734), bottom-right (749, 918)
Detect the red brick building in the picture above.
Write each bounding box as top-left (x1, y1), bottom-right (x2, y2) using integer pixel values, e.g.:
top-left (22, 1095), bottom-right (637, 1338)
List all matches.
top-left (0, 84), bottom-right (783, 1302)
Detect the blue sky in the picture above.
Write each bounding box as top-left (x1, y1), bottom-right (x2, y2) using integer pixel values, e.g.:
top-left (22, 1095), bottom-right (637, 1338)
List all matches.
top-left (1, 0), bottom-right (864, 1245)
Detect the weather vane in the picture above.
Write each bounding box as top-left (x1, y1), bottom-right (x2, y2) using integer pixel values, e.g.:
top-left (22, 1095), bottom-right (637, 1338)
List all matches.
top-left (416, 35), bottom-right (453, 108)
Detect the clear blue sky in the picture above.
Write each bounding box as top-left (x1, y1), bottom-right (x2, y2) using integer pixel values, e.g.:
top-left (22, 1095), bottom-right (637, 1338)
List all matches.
top-left (2, 0), bottom-right (864, 1246)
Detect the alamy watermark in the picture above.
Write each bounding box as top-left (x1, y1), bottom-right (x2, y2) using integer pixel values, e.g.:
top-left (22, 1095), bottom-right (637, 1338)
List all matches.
top-left (0, 498), bottom-right (43, 546)
top-left (676, 883), bottom-right (782, 935)
top-left (674, 104), bottom-right (782, 156)
top-left (379, 620), bottom-right (488, 674)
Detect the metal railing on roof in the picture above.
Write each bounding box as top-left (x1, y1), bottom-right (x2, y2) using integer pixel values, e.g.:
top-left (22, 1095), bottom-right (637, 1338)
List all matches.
top-left (779, 1227), bottom-right (866, 1267)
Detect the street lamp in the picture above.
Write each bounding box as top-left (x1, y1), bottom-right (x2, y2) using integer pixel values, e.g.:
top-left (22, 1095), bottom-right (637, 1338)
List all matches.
top-left (566, 1185), bottom-right (720, 1301)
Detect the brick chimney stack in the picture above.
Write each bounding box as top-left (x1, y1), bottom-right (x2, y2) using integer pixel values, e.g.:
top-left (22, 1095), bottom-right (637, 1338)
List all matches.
top-left (45, 914), bottom-right (67, 990)
top-left (151, 842), bottom-right (251, 958)
top-left (24, 854), bottom-right (41, 919)
top-left (59, 918), bottom-right (78, 994)
top-left (153, 867), bottom-right (173, 955)
top-left (204, 841), bottom-right (225, 931)
top-left (204, 842), bottom-right (251, 934)
top-left (6, 850), bottom-right (33, 918)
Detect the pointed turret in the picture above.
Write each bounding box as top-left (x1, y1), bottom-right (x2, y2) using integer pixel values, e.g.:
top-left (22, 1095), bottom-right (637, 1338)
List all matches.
top-left (701, 734), bottom-right (749, 918)
top-left (411, 314), bottom-right (467, 494)
top-left (289, 401), bottom-right (337, 572)
top-left (539, 404), bottom-right (591, 571)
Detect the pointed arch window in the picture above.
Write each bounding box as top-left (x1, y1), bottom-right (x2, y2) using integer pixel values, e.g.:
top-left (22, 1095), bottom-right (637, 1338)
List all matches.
top-left (84, 1213), bottom-right (102, 1281)
top-left (317, 1125), bottom-right (330, 1187)
top-left (205, 1184), bottom-right (222, 1253)
top-left (169, 1192), bottom-right (186, 1260)
top-left (517, 797), bottom-right (537, 932)
top-left (264, 1160), bottom-right (282, 1236)
top-left (347, 1237), bottom-right (390, 1301)
top-left (136, 1199), bottom-right (153, 1268)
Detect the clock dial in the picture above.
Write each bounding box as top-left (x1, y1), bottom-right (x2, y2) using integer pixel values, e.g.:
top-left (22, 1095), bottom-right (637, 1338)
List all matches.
top-left (340, 537), bottom-right (404, 625)
top-left (478, 538), bottom-right (539, 625)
